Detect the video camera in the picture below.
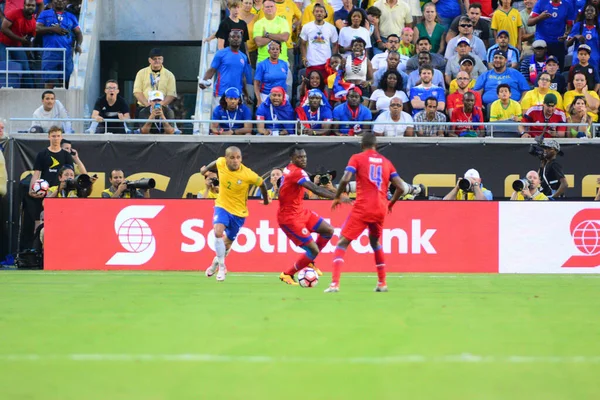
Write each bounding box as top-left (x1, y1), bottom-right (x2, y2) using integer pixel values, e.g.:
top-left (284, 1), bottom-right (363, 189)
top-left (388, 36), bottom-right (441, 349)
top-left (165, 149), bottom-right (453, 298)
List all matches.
top-left (126, 178), bottom-right (156, 191)
top-left (64, 174), bottom-right (93, 198)
top-left (512, 178), bottom-right (532, 192)
top-left (529, 135), bottom-right (546, 160)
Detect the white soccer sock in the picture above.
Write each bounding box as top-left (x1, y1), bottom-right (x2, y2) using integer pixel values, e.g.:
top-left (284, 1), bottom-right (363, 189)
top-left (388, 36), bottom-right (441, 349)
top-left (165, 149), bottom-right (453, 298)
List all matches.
top-left (214, 237), bottom-right (226, 268)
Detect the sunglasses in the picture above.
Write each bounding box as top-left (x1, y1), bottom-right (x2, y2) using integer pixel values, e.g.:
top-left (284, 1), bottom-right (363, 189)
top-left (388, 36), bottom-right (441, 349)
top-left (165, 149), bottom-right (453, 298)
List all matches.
top-left (460, 24), bottom-right (473, 28)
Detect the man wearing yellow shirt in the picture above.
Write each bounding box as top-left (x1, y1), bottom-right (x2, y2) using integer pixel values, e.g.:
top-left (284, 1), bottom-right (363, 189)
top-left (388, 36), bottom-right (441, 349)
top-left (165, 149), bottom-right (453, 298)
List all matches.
top-left (510, 171), bottom-right (548, 201)
top-left (133, 48), bottom-right (177, 110)
top-left (199, 171), bottom-right (220, 199)
top-left (200, 146), bottom-right (270, 282)
top-left (443, 169), bottom-right (493, 201)
top-left (255, 0), bottom-right (300, 69)
top-left (302, 0), bottom-right (334, 26)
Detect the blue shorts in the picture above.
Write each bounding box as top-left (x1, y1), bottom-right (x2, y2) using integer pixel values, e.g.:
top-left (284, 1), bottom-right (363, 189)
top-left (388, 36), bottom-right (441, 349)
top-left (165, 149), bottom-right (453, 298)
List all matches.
top-left (213, 206), bottom-right (246, 241)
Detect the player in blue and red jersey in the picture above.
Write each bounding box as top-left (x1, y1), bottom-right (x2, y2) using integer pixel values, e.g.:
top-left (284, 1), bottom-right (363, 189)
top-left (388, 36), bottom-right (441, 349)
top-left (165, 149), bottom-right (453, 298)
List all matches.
top-left (325, 133), bottom-right (424, 293)
top-left (278, 146), bottom-right (351, 286)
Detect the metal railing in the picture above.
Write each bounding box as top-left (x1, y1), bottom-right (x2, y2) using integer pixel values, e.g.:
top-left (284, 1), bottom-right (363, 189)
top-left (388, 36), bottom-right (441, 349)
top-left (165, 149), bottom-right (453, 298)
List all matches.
top-left (2, 48), bottom-right (66, 88)
top-left (6, 117), bottom-right (600, 138)
top-left (71, 0), bottom-right (91, 90)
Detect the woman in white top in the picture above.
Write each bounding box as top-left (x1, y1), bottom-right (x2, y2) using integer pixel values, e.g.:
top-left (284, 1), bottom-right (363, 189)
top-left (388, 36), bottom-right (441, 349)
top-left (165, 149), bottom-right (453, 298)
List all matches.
top-left (344, 38), bottom-right (373, 97)
top-left (369, 70), bottom-right (409, 115)
top-left (338, 10), bottom-right (371, 56)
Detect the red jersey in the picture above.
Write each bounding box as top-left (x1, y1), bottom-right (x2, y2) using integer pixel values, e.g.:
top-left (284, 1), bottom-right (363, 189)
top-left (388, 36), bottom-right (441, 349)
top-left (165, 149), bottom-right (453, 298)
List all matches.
top-left (450, 106), bottom-right (484, 134)
top-left (522, 106), bottom-right (567, 138)
top-left (0, 9), bottom-right (37, 47)
top-left (277, 163), bottom-right (310, 221)
top-left (4, 0), bottom-right (42, 16)
top-left (446, 90), bottom-right (482, 112)
top-left (347, 149), bottom-right (397, 218)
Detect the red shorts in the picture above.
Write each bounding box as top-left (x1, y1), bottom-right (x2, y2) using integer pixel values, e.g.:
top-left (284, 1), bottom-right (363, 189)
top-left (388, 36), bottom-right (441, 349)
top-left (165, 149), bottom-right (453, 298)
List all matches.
top-left (278, 209), bottom-right (323, 246)
top-left (341, 211), bottom-right (384, 241)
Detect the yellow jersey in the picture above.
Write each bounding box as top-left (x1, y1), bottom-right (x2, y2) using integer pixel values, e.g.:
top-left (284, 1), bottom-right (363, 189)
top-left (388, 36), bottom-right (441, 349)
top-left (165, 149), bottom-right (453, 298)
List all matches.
top-left (491, 8), bottom-right (522, 48)
top-left (449, 79), bottom-right (475, 94)
top-left (215, 157), bottom-right (263, 217)
top-left (301, 1), bottom-right (335, 26)
top-left (256, 0), bottom-right (301, 49)
top-left (515, 191), bottom-right (548, 201)
top-left (48, 186), bottom-right (78, 198)
top-left (205, 190), bottom-right (218, 199)
top-left (489, 99), bottom-right (522, 121)
top-left (456, 185), bottom-right (491, 200)
top-left (520, 89), bottom-right (563, 112)
top-left (563, 90), bottom-right (600, 122)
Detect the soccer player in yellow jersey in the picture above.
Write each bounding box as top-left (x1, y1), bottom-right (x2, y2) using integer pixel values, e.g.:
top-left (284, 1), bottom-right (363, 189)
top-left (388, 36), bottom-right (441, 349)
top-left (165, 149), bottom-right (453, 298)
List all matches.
top-left (200, 146), bottom-right (269, 281)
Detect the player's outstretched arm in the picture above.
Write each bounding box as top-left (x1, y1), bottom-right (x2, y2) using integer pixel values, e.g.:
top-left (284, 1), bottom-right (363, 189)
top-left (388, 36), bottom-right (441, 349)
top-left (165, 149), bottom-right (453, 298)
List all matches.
top-left (200, 160), bottom-right (218, 175)
top-left (331, 171), bottom-right (354, 209)
top-left (302, 180), bottom-right (337, 200)
top-left (259, 182), bottom-right (270, 205)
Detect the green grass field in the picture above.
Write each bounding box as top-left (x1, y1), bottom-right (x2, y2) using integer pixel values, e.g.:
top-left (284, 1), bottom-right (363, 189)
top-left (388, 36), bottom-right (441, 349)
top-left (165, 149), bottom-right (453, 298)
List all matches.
top-left (1, 272), bottom-right (599, 400)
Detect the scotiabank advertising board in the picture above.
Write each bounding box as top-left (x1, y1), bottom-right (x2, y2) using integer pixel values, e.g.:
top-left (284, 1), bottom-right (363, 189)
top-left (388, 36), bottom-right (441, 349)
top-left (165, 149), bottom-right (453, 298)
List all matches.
top-left (44, 199), bottom-right (499, 272)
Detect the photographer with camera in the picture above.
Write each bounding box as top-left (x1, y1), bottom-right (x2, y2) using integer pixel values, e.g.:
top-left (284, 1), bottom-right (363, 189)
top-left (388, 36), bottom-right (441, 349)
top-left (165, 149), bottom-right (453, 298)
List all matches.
top-left (101, 169), bottom-right (152, 199)
top-left (510, 171), bottom-right (549, 201)
top-left (139, 91), bottom-right (175, 135)
top-left (308, 168), bottom-right (337, 199)
top-left (46, 165), bottom-right (93, 198)
top-left (199, 170), bottom-right (220, 199)
top-left (443, 168), bottom-right (493, 201)
top-left (529, 138), bottom-right (568, 199)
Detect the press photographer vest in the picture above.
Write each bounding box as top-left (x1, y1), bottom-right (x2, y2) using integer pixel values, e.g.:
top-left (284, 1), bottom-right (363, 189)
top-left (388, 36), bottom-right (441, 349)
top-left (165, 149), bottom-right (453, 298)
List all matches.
top-left (456, 186), bottom-right (490, 200)
top-left (48, 186), bottom-right (78, 198)
top-left (515, 191), bottom-right (548, 201)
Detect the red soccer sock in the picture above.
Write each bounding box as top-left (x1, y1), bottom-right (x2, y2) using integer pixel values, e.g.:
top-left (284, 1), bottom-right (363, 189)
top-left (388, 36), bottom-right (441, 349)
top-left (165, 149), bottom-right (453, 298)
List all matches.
top-left (374, 245), bottom-right (386, 285)
top-left (284, 255), bottom-right (313, 276)
top-left (331, 246), bottom-right (346, 285)
top-left (316, 234), bottom-right (331, 251)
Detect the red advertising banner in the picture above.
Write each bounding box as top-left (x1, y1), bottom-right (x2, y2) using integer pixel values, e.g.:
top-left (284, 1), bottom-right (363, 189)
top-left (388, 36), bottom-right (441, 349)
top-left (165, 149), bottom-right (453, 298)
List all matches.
top-left (44, 199), bottom-right (499, 273)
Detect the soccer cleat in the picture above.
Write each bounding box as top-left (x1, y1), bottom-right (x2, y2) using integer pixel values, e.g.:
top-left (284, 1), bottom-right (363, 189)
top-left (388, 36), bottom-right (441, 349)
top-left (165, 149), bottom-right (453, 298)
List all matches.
top-left (374, 284), bottom-right (388, 292)
top-left (308, 263), bottom-right (323, 276)
top-left (279, 272), bottom-right (299, 286)
top-left (205, 257), bottom-right (219, 278)
top-left (324, 284), bottom-right (339, 293)
top-left (216, 267), bottom-right (227, 282)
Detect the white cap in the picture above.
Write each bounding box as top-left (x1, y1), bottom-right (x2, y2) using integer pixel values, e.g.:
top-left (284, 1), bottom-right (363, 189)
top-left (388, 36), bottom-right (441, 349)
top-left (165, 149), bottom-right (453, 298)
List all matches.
top-left (464, 168), bottom-right (480, 179)
top-left (148, 90), bottom-right (164, 101)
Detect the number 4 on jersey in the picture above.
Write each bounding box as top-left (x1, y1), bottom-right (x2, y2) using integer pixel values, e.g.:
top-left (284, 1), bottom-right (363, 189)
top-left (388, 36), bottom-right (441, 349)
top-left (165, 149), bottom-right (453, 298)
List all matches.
top-left (369, 164), bottom-right (382, 189)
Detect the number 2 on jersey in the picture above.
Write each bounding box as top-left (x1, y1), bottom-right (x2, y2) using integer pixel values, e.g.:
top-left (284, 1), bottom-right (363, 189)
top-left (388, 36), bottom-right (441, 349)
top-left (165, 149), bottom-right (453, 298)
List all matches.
top-left (369, 164), bottom-right (382, 189)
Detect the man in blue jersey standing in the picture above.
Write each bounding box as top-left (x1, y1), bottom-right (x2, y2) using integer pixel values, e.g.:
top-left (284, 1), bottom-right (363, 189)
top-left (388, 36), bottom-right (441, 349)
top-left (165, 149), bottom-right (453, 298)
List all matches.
top-left (473, 50), bottom-right (530, 106)
top-left (199, 29), bottom-right (253, 101)
top-left (36, 0), bottom-right (82, 88)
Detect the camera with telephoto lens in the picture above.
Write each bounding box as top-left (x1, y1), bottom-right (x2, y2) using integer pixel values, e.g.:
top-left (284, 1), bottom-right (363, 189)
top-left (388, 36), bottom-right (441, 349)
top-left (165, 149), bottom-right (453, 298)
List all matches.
top-left (209, 177), bottom-right (219, 187)
top-left (319, 175), bottom-right (330, 186)
top-left (64, 174), bottom-right (93, 197)
top-left (512, 178), bottom-right (532, 192)
top-left (126, 178), bottom-right (156, 190)
top-left (529, 135), bottom-right (546, 160)
top-left (458, 178), bottom-right (473, 192)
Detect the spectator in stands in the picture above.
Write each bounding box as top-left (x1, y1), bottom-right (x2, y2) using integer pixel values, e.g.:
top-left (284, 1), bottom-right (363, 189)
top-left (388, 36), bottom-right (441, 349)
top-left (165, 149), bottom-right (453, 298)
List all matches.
top-left (240, 0), bottom-right (258, 67)
top-left (253, 0), bottom-right (291, 66)
top-left (519, 93), bottom-right (567, 137)
top-left (443, 168), bottom-right (493, 201)
top-left (101, 169), bottom-right (149, 199)
top-left (369, 69), bottom-right (409, 115)
top-left (211, 87), bottom-right (253, 135)
top-left (252, 0), bottom-right (263, 14)
top-left (1, 0), bottom-right (42, 19)
top-left (567, 5), bottom-right (600, 73)
top-left (334, 0), bottom-right (367, 30)
top-left (372, 51), bottom-right (409, 90)
top-left (544, 56), bottom-right (567, 94)
top-left (473, 50), bottom-right (530, 106)
top-left (254, 40), bottom-right (288, 103)
top-left (413, 3), bottom-right (445, 54)
top-left (445, 15), bottom-right (487, 61)
top-left (133, 48), bottom-right (178, 111)
top-left (486, 30), bottom-right (519, 69)
top-left (199, 30), bottom-right (252, 99)
top-left (256, 86), bottom-right (296, 135)
top-left (296, 88), bottom-right (333, 135)
top-left (406, 36), bottom-right (445, 74)
top-left (510, 170), bottom-right (549, 201)
top-left (36, 0), bottom-right (82, 89)
top-left (216, 0), bottom-right (250, 54)
top-left (265, 167), bottom-right (282, 199)
top-left (374, 0), bottom-right (413, 40)
top-left (31, 90), bottom-right (72, 133)
top-left (446, 70), bottom-right (482, 116)
top-left (0, 0), bottom-right (37, 88)
top-left (343, 38), bottom-right (373, 97)
top-left (527, 0), bottom-right (576, 68)
top-left (139, 91), bottom-right (175, 135)
top-left (519, 40), bottom-right (548, 87)
top-left (324, 53), bottom-right (350, 105)
top-left (366, 6), bottom-right (383, 56)
top-left (371, 34), bottom-right (401, 71)
top-left (302, 0), bottom-right (335, 27)
top-left (490, 83), bottom-right (523, 122)
top-left (409, 64), bottom-right (446, 115)
top-left (298, 69), bottom-right (328, 104)
top-left (448, 57), bottom-right (476, 94)
top-left (414, 97), bottom-right (446, 136)
top-left (491, 0), bottom-right (523, 50)
top-left (332, 87), bottom-right (372, 135)
top-left (338, 10), bottom-right (371, 56)
top-left (436, 0), bottom-right (464, 32)
top-left (407, 52), bottom-right (445, 90)
top-left (445, 38), bottom-right (486, 85)
top-left (520, 0), bottom-right (536, 60)
top-left (90, 79), bottom-right (130, 134)
top-left (398, 27), bottom-right (415, 57)
top-left (521, 72), bottom-right (564, 113)
top-left (564, 72), bottom-right (600, 122)
top-left (449, 92), bottom-right (484, 137)
top-left (567, 44), bottom-right (600, 92)
top-left (372, 96), bottom-right (414, 136)
top-left (566, 96), bottom-right (592, 138)
top-left (255, 0), bottom-right (299, 72)
top-left (447, 4), bottom-right (490, 47)
top-left (299, 3), bottom-right (338, 79)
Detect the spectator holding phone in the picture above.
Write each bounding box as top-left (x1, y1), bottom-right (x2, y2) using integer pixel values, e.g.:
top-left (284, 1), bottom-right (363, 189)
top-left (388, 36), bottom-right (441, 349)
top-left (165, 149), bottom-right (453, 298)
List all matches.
top-left (139, 90), bottom-right (175, 134)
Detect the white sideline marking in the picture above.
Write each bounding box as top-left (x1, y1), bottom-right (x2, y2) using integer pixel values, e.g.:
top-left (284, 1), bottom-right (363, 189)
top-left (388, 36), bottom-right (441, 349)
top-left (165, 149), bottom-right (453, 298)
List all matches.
top-left (3, 272), bottom-right (460, 278)
top-left (1, 353), bottom-right (600, 364)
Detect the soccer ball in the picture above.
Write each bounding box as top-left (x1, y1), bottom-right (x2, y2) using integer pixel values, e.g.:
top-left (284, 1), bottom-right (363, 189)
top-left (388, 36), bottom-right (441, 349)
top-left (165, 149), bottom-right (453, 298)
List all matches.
top-left (298, 268), bottom-right (319, 288)
top-left (32, 179), bottom-right (50, 196)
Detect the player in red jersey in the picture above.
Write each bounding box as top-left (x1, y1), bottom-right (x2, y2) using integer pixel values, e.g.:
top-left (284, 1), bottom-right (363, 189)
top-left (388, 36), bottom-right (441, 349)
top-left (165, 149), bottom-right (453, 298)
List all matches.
top-left (278, 146), bottom-right (351, 286)
top-left (325, 133), bottom-right (424, 293)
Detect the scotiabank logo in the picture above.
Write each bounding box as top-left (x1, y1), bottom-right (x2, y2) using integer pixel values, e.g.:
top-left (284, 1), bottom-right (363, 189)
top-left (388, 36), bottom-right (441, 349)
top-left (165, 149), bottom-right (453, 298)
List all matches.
top-left (106, 205), bottom-right (164, 266)
top-left (563, 209), bottom-right (600, 268)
